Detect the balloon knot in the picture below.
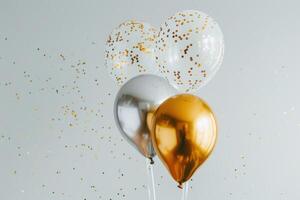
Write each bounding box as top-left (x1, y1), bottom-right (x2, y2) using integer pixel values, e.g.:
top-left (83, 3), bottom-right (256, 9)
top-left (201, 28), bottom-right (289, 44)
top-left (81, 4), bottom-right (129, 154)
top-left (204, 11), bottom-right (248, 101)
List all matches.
top-left (149, 157), bottom-right (154, 165)
top-left (177, 183), bottom-right (183, 189)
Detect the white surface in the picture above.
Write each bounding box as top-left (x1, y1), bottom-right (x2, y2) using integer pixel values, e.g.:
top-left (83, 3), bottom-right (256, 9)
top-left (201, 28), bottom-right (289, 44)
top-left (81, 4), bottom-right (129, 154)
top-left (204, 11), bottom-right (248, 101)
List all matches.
top-left (1, 0), bottom-right (300, 199)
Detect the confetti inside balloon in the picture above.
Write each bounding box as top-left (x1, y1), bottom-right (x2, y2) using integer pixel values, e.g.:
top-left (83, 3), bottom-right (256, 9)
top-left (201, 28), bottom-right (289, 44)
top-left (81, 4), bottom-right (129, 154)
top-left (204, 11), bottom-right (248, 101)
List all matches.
top-left (105, 20), bottom-right (158, 85)
top-left (155, 10), bottom-right (224, 92)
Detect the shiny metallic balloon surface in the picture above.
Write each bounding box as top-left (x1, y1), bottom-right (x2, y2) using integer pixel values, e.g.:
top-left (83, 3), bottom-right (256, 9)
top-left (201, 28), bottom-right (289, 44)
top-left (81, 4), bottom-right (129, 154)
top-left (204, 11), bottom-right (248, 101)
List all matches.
top-left (151, 94), bottom-right (217, 186)
top-left (114, 74), bottom-right (177, 159)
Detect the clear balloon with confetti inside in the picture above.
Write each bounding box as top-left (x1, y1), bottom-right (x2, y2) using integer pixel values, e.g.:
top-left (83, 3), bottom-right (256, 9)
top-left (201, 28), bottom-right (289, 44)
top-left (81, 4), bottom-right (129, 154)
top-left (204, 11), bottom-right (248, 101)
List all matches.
top-left (105, 20), bottom-right (159, 86)
top-left (155, 10), bottom-right (224, 93)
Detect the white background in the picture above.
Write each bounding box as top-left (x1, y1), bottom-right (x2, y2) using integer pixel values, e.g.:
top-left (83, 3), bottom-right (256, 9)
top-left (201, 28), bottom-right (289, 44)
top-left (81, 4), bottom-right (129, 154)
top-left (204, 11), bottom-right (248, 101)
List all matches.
top-left (1, 0), bottom-right (300, 199)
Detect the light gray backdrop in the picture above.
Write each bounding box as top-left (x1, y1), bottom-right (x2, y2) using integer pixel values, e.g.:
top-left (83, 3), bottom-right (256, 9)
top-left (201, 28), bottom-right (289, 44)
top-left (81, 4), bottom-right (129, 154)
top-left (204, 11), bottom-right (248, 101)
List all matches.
top-left (1, 0), bottom-right (300, 199)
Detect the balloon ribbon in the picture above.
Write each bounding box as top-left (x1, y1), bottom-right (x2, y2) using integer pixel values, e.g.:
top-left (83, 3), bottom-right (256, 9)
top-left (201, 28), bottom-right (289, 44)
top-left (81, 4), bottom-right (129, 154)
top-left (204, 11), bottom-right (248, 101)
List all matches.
top-left (181, 181), bottom-right (189, 200)
top-left (146, 158), bottom-right (157, 200)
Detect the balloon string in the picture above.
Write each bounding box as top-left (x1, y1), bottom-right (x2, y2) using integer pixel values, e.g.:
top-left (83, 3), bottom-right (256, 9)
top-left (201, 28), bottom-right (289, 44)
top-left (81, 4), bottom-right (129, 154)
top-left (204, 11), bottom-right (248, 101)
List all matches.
top-left (146, 158), bottom-right (157, 200)
top-left (180, 181), bottom-right (189, 200)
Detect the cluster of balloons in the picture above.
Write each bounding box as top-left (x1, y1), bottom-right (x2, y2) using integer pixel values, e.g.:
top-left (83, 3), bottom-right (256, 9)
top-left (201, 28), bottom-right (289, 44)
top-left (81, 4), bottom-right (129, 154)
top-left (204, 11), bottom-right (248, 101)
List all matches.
top-left (105, 10), bottom-right (223, 188)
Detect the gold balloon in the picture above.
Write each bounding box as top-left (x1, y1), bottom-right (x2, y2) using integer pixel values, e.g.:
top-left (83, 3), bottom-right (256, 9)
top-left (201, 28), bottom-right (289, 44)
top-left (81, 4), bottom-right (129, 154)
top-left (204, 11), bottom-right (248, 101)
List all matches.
top-left (151, 94), bottom-right (217, 187)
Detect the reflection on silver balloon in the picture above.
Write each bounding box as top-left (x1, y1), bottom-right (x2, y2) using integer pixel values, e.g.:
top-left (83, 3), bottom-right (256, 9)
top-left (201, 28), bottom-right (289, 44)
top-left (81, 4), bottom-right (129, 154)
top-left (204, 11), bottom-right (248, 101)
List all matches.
top-left (114, 74), bottom-right (177, 163)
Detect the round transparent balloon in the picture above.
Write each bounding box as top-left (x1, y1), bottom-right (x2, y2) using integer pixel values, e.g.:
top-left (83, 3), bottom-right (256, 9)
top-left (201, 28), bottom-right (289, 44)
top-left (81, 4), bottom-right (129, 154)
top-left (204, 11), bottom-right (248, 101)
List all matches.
top-left (155, 10), bottom-right (224, 92)
top-left (105, 20), bottom-right (159, 85)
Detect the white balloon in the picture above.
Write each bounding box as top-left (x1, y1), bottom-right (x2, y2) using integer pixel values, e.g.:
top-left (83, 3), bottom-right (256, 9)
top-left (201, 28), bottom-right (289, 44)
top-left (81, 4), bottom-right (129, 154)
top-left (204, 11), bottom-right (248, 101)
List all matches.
top-left (105, 20), bottom-right (158, 85)
top-left (155, 10), bottom-right (224, 92)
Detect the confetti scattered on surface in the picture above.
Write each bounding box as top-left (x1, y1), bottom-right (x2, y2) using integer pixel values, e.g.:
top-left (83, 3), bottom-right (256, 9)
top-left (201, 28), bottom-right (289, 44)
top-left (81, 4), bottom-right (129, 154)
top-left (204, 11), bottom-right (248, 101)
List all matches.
top-left (1, 2), bottom-right (300, 200)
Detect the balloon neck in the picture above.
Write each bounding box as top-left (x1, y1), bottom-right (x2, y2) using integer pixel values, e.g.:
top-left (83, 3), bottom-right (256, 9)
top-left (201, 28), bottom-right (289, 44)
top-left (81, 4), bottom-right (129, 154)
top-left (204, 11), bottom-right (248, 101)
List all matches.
top-left (149, 157), bottom-right (154, 165)
top-left (177, 182), bottom-right (183, 189)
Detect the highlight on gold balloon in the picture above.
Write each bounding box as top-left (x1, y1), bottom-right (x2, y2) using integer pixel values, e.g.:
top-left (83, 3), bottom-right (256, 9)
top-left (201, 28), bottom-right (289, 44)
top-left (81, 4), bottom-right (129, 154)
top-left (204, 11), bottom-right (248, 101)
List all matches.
top-left (104, 9), bottom-right (223, 200)
top-left (151, 94), bottom-right (217, 189)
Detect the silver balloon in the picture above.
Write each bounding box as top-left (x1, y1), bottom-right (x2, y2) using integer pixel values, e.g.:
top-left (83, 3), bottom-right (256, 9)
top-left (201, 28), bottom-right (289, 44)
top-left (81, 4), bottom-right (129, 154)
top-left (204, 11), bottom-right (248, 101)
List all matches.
top-left (114, 74), bottom-right (177, 162)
